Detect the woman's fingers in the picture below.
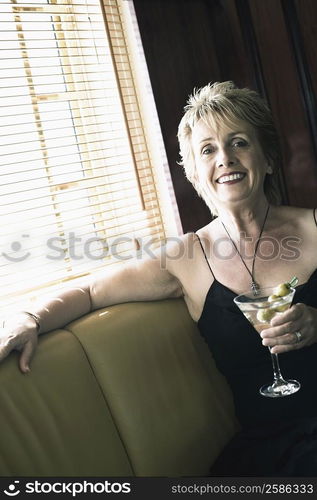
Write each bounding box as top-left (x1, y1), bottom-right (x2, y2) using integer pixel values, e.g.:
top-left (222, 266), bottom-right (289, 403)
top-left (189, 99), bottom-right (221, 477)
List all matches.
top-left (262, 331), bottom-right (303, 351)
top-left (270, 342), bottom-right (301, 354)
top-left (19, 335), bottom-right (38, 373)
top-left (0, 325), bottom-right (38, 373)
top-left (260, 303), bottom-right (317, 354)
top-left (0, 331), bottom-right (20, 360)
top-left (261, 319), bottom-right (302, 341)
top-left (270, 303), bottom-right (304, 326)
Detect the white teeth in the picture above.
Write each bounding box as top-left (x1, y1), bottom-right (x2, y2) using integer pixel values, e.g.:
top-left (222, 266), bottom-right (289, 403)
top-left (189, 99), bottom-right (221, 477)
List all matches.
top-left (218, 173), bottom-right (244, 184)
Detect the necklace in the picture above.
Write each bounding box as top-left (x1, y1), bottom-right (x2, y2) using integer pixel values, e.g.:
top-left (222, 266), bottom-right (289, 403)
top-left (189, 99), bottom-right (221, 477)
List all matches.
top-left (221, 205), bottom-right (270, 295)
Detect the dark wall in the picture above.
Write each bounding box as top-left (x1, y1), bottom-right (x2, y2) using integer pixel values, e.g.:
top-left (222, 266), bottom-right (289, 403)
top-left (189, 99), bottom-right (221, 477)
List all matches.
top-left (133, 0), bottom-right (317, 232)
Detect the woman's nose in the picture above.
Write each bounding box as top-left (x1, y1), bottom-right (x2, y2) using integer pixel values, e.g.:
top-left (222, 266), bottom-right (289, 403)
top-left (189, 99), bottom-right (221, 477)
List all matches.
top-left (216, 148), bottom-right (236, 168)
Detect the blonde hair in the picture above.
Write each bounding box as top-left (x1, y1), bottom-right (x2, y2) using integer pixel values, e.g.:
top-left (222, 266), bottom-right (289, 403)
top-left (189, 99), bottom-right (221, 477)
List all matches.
top-left (177, 81), bottom-right (282, 215)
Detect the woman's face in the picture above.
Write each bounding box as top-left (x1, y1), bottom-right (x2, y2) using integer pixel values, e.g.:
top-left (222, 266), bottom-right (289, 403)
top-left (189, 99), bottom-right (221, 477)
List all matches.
top-left (191, 117), bottom-right (271, 209)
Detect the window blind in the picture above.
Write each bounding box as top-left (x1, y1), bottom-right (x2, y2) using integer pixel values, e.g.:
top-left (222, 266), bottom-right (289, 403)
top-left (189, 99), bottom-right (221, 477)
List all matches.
top-left (0, 0), bottom-right (166, 312)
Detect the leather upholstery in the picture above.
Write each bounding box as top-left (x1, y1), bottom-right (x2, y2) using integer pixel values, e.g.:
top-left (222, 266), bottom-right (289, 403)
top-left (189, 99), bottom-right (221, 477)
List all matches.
top-left (0, 299), bottom-right (238, 476)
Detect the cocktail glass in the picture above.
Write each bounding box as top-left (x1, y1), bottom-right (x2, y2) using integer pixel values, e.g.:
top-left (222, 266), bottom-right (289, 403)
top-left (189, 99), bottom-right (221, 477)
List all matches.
top-left (234, 286), bottom-right (301, 398)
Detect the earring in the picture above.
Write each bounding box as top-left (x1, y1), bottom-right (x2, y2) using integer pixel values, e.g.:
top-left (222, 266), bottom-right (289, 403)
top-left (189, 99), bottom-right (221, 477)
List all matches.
top-left (267, 165), bottom-right (273, 174)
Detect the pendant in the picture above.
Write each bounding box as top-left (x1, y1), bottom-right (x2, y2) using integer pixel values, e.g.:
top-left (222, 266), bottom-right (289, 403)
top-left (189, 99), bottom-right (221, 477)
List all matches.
top-left (251, 280), bottom-right (260, 296)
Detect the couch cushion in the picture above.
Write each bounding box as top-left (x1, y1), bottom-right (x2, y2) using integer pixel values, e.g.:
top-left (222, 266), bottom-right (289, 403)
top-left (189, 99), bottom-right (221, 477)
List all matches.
top-left (67, 299), bottom-right (238, 476)
top-left (0, 329), bottom-right (133, 476)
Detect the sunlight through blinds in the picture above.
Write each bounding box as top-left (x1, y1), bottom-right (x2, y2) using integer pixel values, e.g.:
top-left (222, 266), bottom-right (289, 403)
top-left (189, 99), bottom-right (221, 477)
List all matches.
top-left (0, 0), bottom-right (165, 310)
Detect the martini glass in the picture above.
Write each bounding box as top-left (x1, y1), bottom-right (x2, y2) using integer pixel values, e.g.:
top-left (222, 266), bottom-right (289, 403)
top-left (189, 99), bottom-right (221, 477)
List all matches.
top-left (234, 286), bottom-right (301, 398)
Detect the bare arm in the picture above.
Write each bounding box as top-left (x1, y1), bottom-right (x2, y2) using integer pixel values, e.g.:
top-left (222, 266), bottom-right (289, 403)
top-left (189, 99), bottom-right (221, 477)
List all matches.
top-left (0, 251), bottom-right (182, 372)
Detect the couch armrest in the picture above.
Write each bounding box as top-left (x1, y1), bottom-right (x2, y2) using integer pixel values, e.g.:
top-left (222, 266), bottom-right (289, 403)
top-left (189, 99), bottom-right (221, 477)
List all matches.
top-left (0, 329), bottom-right (133, 476)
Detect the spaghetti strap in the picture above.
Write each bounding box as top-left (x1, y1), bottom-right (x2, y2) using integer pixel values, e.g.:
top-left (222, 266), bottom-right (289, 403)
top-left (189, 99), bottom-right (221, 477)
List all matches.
top-left (314, 208), bottom-right (317, 227)
top-left (195, 233), bottom-right (216, 280)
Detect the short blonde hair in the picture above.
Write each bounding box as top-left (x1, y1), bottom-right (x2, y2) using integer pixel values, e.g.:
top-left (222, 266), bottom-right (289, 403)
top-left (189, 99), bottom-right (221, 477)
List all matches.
top-left (177, 81), bottom-right (282, 215)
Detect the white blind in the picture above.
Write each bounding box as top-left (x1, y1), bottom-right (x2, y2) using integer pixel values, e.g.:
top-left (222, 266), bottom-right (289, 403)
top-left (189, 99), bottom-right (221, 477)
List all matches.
top-left (0, 0), bottom-right (165, 312)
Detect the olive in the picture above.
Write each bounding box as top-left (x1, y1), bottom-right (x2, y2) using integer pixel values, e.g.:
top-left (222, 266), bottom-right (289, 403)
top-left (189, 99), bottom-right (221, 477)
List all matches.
top-left (273, 283), bottom-right (290, 297)
top-left (257, 308), bottom-right (276, 323)
top-left (274, 303), bottom-right (289, 313)
top-left (268, 293), bottom-right (289, 312)
top-left (268, 294), bottom-right (279, 302)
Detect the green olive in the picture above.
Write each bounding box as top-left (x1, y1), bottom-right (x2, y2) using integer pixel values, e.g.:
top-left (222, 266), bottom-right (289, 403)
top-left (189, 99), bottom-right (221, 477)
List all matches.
top-left (273, 283), bottom-right (290, 297)
top-left (268, 292), bottom-right (289, 312)
top-left (268, 294), bottom-right (279, 302)
top-left (274, 303), bottom-right (289, 313)
top-left (256, 308), bottom-right (276, 323)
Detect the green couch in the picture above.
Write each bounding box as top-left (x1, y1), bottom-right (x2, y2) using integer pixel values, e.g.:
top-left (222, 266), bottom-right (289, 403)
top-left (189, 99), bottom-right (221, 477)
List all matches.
top-left (0, 298), bottom-right (238, 476)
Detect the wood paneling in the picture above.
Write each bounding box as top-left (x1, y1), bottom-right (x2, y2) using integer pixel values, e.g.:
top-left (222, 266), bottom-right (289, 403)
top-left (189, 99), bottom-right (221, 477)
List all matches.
top-left (291, 0), bottom-right (317, 167)
top-left (249, 0), bottom-right (317, 207)
top-left (295, 0), bottom-right (317, 100)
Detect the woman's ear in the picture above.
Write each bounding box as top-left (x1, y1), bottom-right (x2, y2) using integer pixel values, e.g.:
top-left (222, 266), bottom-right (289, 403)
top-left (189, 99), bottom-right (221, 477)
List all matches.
top-left (266, 165), bottom-right (273, 174)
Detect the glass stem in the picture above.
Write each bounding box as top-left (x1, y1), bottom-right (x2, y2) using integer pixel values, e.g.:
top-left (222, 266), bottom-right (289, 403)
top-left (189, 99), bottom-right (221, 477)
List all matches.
top-left (270, 351), bottom-right (284, 382)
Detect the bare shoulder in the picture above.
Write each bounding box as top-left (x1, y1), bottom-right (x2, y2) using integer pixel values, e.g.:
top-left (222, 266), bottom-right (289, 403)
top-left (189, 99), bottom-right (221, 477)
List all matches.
top-left (275, 204), bottom-right (315, 220)
top-left (162, 223), bottom-right (217, 274)
top-left (161, 228), bottom-right (216, 321)
top-left (274, 205), bottom-right (317, 232)
top-left (159, 231), bottom-right (197, 275)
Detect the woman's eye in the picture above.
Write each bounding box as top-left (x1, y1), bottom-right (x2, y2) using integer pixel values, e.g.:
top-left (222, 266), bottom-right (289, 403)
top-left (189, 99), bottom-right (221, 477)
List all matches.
top-left (202, 145), bottom-right (215, 155)
top-left (232, 139), bottom-right (248, 148)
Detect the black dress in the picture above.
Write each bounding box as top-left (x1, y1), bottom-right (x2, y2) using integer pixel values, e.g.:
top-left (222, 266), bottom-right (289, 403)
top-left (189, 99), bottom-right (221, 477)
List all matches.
top-left (197, 239), bottom-right (317, 476)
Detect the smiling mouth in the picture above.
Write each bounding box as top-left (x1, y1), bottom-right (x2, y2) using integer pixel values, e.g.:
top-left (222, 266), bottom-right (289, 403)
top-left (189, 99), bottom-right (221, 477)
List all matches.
top-left (216, 172), bottom-right (246, 184)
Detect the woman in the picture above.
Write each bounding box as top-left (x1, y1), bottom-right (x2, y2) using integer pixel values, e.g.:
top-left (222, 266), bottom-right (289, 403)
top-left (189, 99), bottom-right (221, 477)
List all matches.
top-left (1, 81), bottom-right (317, 475)
top-left (177, 81), bottom-right (317, 476)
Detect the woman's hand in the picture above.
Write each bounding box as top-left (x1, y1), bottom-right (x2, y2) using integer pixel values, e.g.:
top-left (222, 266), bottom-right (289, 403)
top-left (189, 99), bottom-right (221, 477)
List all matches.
top-left (0, 314), bottom-right (38, 373)
top-left (261, 303), bottom-right (317, 354)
